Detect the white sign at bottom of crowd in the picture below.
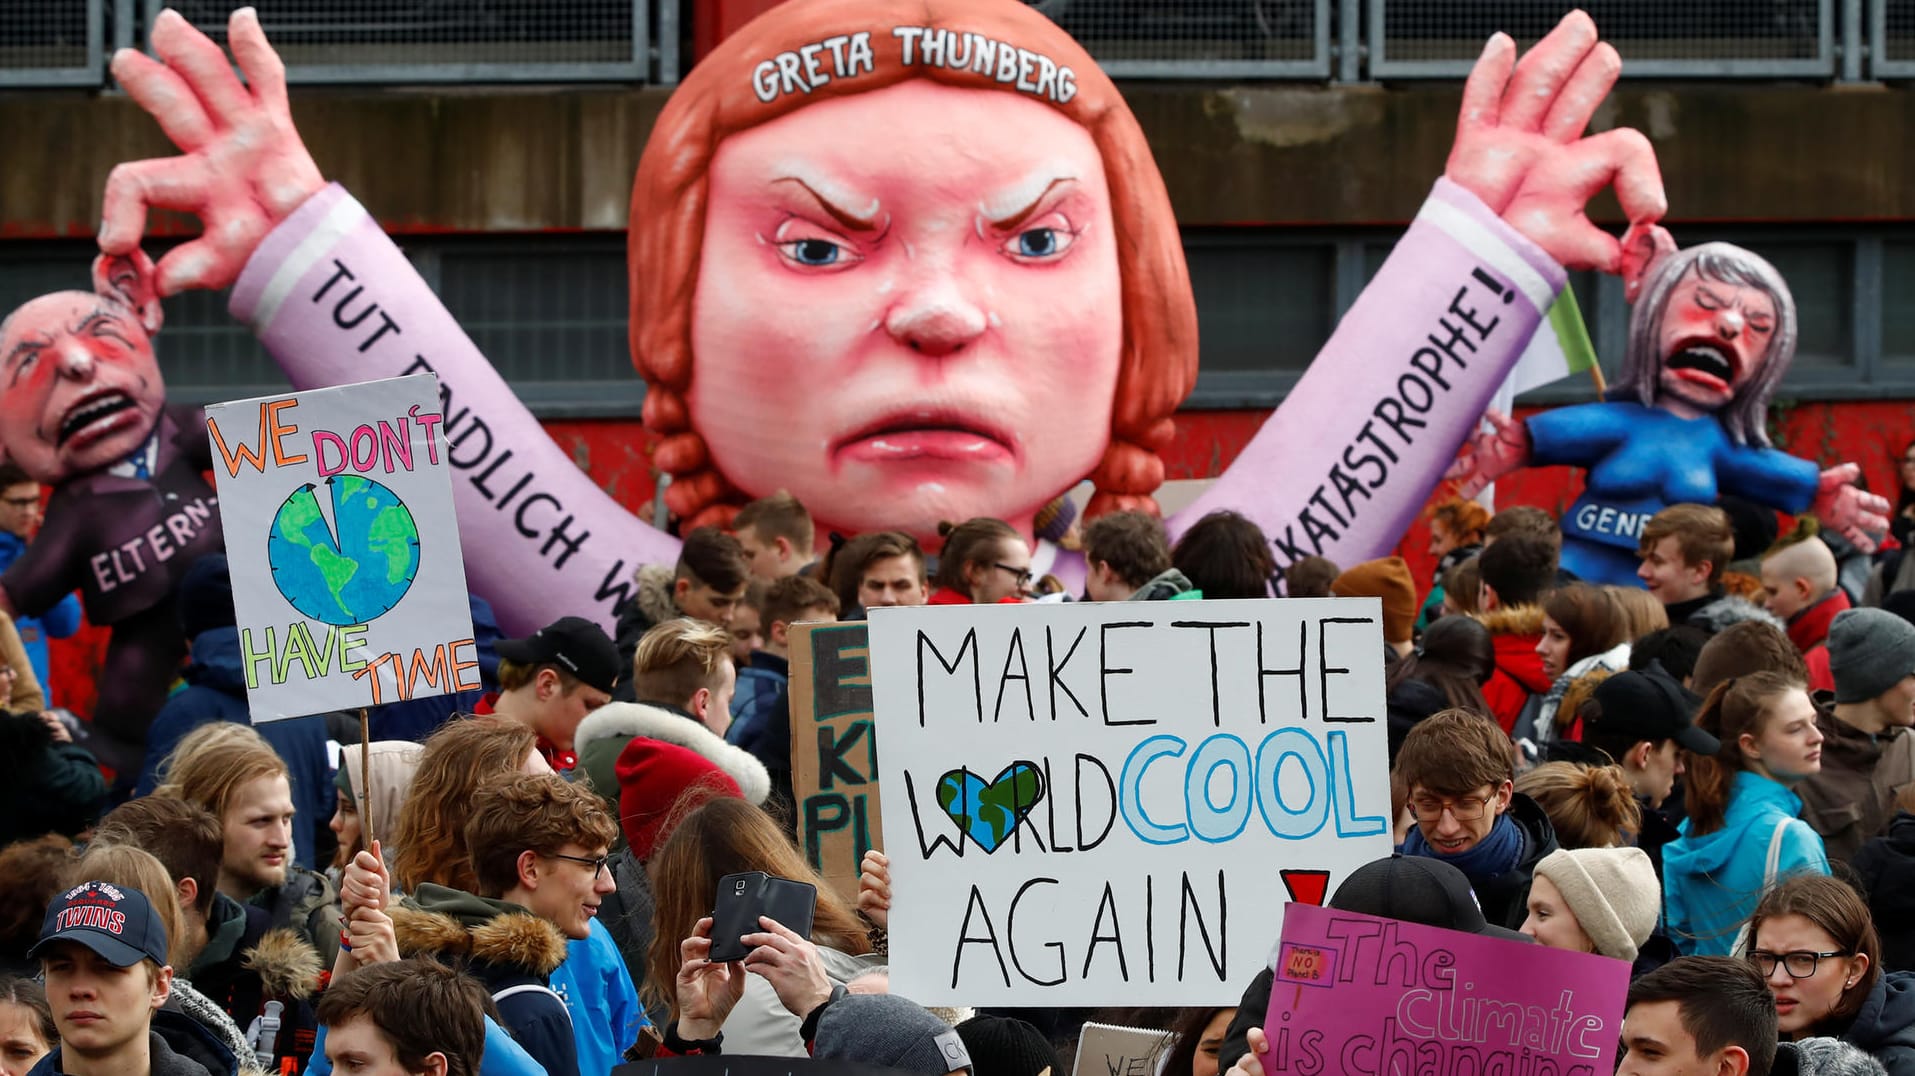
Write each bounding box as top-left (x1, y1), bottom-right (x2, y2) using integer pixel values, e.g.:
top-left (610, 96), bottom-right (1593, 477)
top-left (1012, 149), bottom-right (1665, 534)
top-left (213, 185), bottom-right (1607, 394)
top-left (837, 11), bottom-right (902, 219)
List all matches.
top-left (869, 597), bottom-right (1395, 1007)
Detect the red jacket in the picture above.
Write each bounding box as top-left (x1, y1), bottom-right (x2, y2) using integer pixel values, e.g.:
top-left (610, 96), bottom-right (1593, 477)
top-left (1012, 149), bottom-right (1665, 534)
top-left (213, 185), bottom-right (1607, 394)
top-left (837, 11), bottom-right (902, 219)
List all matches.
top-left (1477, 606), bottom-right (1552, 736)
top-left (1789, 589), bottom-right (1850, 694)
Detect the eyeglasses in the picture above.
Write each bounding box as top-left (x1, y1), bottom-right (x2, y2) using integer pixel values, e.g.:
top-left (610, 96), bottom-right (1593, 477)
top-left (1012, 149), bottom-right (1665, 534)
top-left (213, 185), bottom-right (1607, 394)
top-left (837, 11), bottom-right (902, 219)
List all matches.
top-left (994, 563), bottom-right (1034, 588)
top-left (1408, 792), bottom-right (1497, 823)
top-left (548, 852), bottom-right (610, 877)
top-left (0, 497), bottom-right (36, 509)
top-left (1748, 950), bottom-right (1852, 979)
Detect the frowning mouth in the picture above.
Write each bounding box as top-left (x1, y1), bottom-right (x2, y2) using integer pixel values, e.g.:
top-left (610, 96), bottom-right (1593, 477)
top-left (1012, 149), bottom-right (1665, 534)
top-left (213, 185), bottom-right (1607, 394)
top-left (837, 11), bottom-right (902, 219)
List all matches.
top-left (832, 409), bottom-right (1017, 466)
top-left (1664, 338), bottom-right (1739, 392)
top-left (57, 389), bottom-right (137, 448)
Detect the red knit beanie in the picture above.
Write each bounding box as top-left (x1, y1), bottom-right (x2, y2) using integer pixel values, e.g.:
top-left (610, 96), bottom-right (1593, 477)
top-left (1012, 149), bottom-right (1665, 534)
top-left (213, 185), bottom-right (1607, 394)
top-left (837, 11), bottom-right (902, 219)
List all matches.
top-left (615, 737), bottom-right (743, 860)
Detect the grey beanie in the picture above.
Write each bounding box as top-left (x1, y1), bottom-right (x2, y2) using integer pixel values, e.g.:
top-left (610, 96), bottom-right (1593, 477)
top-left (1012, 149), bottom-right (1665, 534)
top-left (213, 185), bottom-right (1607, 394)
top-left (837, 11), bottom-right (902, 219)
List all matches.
top-left (1828, 608), bottom-right (1915, 704)
top-left (1789, 1037), bottom-right (1889, 1075)
top-left (815, 994), bottom-right (975, 1075)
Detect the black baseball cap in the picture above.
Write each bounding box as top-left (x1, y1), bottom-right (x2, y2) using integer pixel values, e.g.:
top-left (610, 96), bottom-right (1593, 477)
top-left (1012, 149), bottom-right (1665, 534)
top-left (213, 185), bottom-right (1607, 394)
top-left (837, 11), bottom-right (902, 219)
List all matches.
top-left (30, 880), bottom-right (170, 968)
top-left (1328, 854), bottom-right (1531, 944)
top-left (1588, 662), bottom-right (1719, 755)
top-left (494, 616), bottom-right (620, 695)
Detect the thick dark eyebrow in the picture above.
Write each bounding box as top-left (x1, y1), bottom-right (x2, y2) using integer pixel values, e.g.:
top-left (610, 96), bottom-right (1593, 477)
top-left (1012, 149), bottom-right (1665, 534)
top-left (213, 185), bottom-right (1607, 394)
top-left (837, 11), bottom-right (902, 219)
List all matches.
top-left (73, 307), bottom-right (115, 334)
top-left (772, 177), bottom-right (883, 233)
top-left (4, 336), bottom-right (47, 371)
top-left (987, 177), bottom-right (1076, 231)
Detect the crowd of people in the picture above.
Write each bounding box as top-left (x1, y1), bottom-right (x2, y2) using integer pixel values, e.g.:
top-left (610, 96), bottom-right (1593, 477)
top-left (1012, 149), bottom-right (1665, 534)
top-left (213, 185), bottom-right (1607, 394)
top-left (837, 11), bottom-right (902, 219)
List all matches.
top-left (5, 466), bottom-right (1915, 1076)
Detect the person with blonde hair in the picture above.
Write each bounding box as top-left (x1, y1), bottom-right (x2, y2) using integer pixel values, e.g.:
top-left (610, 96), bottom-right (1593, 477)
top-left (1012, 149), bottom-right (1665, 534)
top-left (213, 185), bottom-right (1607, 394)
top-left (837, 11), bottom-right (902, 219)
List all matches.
top-left (390, 717), bottom-right (543, 896)
top-left (1605, 585), bottom-right (1669, 642)
top-left (1516, 762), bottom-right (1643, 851)
top-left (63, 842), bottom-right (269, 1071)
top-left (154, 722), bottom-right (341, 966)
top-left (576, 617), bottom-right (770, 818)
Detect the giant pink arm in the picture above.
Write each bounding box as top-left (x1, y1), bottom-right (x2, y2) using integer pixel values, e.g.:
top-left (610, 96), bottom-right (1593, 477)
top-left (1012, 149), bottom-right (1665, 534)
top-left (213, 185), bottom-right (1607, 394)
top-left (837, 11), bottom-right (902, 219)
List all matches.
top-left (1172, 12), bottom-right (1667, 576)
top-left (98, 8), bottom-right (680, 634)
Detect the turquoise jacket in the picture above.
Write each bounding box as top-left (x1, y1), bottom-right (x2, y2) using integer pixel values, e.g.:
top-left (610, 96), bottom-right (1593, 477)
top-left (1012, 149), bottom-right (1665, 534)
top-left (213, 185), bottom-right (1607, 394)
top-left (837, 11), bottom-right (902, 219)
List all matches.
top-left (1664, 770), bottom-right (1830, 956)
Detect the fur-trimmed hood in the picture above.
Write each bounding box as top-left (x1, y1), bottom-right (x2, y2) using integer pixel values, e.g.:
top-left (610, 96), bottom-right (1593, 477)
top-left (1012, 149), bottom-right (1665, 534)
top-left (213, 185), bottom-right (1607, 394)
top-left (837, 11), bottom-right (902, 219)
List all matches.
top-left (391, 883), bottom-right (569, 978)
top-left (1473, 604), bottom-right (1547, 638)
top-left (630, 563), bottom-right (681, 627)
top-left (239, 928), bottom-right (323, 1001)
top-left (1687, 593), bottom-right (1782, 634)
top-left (576, 701), bottom-right (772, 805)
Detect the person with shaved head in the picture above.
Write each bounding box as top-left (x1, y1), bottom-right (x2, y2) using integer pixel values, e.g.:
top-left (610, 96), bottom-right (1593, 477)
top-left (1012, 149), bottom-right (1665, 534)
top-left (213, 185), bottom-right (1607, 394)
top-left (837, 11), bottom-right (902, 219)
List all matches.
top-left (1760, 532), bottom-right (1848, 691)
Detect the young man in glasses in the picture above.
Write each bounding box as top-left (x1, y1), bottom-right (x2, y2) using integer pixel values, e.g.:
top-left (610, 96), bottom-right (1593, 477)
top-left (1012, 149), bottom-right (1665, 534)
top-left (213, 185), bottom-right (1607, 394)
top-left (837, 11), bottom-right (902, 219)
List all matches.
top-left (1392, 709), bottom-right (1560, 930)
top-left (392, 772), bottom-right (620, 1076)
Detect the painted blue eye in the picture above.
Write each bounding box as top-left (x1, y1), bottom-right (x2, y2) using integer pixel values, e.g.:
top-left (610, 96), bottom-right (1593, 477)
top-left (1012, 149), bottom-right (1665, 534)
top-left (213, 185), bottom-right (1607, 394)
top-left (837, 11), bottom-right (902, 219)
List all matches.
top-left (1017, 228), bottom-right (1058, 257)
top-left (786, 239), bottom-right (841, 266)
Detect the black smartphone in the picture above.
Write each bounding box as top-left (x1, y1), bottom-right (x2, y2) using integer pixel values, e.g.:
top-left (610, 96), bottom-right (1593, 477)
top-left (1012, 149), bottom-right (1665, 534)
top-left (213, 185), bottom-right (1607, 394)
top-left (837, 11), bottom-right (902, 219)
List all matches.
top-left (707, 870), bottom-right (819, 964)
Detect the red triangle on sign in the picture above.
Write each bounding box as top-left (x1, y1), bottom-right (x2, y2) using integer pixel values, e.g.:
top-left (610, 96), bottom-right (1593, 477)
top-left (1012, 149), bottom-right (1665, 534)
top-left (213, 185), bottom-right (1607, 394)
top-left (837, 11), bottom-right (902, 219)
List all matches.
top-left (1280, 869), bottom-right (1331, 906)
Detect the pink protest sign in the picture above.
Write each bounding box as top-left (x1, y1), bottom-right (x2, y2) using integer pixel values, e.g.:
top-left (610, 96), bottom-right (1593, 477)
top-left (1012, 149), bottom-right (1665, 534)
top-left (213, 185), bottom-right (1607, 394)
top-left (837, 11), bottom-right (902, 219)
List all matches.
top-left (1263, 904), bottom-right (1630, 1076)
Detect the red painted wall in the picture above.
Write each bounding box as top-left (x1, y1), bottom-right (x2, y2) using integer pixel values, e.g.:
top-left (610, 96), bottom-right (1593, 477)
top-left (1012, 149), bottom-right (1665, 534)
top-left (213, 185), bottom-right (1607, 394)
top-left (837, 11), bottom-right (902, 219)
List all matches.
top-left (46, 400), bottom-right (1915, 724)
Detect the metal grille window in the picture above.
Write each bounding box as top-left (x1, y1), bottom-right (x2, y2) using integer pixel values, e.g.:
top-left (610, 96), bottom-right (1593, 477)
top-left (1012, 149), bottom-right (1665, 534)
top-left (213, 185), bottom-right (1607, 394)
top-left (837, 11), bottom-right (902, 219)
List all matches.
top-left (0, 236), bottom-right (641, 417)
top-left (1031, 0), bottom-right (1332, 77)
top-left (423, 238), bottom-right (641, 413)
top-left (150, 0), bottom-right (654, 83)
top-left (0, 0), bottom-right (106, 87)
top-left (1369, 0), bottom-right (1834, 78)
top-left (4, 225), bottom-right (1915, 414)
top-left (1879, 241), bottom-right (1915, 363)
top-left (1875, 0), bottom-right (1915, 77)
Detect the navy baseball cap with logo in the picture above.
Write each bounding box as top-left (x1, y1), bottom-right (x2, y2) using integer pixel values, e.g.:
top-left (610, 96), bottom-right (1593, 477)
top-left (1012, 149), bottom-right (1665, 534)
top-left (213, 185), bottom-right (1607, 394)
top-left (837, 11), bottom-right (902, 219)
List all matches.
top-left (30, 880), bottom-right (170, 968)
top-left (495, 616), bottom-right (621, 696)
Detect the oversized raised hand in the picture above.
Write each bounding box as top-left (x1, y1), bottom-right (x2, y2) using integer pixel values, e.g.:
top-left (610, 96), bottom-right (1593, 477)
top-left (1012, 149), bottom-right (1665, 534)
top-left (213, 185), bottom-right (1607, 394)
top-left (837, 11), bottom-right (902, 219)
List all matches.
top-left (101, 7), bottom-right (322, 296)
top-left (1444, 409), bottom-right (1532, 499)
top-left (1445, 11), bottom-right (1665, 273)
top-left (1813, 464), bottom-right (1893, 554)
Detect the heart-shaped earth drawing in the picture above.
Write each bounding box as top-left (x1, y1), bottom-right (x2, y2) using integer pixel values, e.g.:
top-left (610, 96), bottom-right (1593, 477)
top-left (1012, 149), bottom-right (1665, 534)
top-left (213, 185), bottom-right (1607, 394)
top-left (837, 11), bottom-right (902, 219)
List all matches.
top-left (936, 762), bottom-right (1045, 853)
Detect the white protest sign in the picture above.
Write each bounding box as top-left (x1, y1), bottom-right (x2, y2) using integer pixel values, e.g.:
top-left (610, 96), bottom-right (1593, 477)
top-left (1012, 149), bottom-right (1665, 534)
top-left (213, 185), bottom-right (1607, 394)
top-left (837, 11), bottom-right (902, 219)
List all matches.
top-left (205, 374), bottom-right (476, 721)
top-left (869, 598), bottom-right (1394, 1006)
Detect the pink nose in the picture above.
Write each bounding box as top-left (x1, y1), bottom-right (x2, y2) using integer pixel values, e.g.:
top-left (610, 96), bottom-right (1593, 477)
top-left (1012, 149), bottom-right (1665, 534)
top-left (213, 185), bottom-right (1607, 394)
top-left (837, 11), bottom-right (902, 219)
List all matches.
top-left (884, 283), bottom-right (988, 358)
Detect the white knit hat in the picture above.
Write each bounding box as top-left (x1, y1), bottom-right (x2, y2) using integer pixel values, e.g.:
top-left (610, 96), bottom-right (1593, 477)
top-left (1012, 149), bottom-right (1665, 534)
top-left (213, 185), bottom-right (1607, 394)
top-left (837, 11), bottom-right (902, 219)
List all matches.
top-left (1533, 847), bottom-right (1660, 962)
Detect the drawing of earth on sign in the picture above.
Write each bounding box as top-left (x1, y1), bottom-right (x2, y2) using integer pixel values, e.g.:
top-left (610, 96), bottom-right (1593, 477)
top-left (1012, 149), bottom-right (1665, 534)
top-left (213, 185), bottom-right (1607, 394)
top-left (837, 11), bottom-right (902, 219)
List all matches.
top-left (938, 763), bottom-right (1044, 853)
top-left (268, 475), bottom-right (422, 626)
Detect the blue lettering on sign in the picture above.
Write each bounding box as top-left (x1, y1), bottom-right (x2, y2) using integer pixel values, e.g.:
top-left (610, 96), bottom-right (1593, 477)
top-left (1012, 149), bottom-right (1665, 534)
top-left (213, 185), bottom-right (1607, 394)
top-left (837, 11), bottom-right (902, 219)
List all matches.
top-left (1117, 727), bottom-right (1385, 844)
top-left (1120, 735), bottom-right (1189, 844)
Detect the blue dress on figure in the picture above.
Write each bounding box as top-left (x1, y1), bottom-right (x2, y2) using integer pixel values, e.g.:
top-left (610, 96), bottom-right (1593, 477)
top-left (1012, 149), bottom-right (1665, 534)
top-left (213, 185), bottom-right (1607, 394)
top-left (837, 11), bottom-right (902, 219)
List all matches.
top-left (1526, 400), bottom-right (1821, 585)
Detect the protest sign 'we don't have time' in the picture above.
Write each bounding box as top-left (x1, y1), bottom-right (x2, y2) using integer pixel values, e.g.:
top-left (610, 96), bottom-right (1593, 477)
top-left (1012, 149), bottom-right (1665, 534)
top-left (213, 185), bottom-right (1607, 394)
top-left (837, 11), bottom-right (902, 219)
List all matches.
top-left (870, 598), bottom-right (1395, 1007)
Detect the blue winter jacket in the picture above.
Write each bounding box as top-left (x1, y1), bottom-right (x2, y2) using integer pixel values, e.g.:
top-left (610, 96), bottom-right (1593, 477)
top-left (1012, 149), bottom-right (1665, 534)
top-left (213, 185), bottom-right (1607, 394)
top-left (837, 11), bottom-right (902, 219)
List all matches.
top-left (134, 626), bottom-right (333, 870)
top-left (304, 1016), bottom-right (547, 1076)
top-left (550, 917), bottom-right (644, 1076)
top-left (1664, 770), bottom-right (1830, 956)
top-left (727, 652), bottom-right (788, 748)
top-left (0, 530), bottom-right (80, 700)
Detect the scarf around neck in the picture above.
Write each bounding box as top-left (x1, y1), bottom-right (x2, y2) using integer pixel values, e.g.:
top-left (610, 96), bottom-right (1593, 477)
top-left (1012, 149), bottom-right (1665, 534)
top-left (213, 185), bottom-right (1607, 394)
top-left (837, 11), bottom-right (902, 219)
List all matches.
top-left (1400, 809), bottom-right (1525, 882)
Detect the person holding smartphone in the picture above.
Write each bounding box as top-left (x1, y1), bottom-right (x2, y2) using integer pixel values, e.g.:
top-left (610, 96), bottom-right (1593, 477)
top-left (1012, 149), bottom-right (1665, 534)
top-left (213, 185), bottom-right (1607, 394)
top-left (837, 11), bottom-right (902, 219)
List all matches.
top-left (645, 799), bottom-right (881, 1055)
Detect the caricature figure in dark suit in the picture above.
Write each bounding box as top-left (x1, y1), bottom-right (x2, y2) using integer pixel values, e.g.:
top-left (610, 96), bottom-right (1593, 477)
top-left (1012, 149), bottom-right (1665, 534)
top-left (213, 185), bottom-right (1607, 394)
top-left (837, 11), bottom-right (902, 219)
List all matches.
top-left (0, 251), bottom-right (225, 774)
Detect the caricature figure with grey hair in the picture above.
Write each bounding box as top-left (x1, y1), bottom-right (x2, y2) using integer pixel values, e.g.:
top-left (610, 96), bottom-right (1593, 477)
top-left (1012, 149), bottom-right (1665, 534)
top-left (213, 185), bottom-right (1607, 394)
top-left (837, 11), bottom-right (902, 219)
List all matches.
top-left (1452, 232), bottom-right (1890, 585)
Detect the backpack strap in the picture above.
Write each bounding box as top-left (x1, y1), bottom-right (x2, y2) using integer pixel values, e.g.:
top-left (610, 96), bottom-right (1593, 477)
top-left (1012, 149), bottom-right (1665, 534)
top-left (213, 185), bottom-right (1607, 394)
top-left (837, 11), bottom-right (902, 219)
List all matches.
top-left (492, 983), bottom-right (573, 1025)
